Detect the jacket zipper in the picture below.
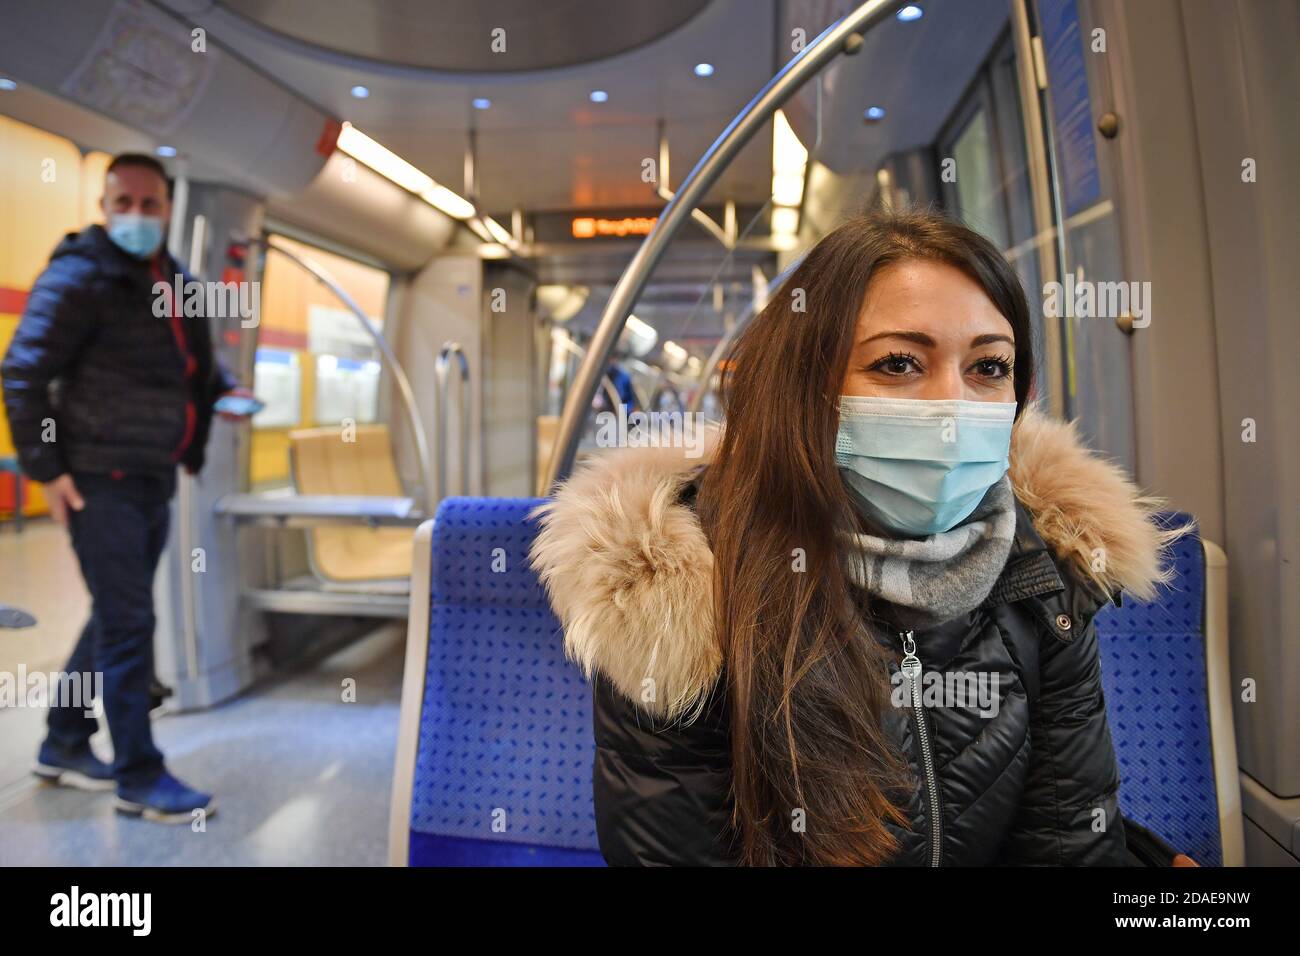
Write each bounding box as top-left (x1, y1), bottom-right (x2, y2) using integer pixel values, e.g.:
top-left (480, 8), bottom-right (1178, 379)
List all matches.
top-left (900, 630), bottom-right (942, 867)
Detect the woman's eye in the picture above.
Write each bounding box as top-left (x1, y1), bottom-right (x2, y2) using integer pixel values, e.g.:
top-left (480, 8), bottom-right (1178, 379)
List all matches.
top-left (868, 353), bottom-right (920, 375)
top-left (971, 357), bottom-right (1013, 379)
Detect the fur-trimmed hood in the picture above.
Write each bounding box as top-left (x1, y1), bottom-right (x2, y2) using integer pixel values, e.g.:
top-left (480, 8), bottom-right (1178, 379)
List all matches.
top-left (529, 404), bottom-right (1187, 720)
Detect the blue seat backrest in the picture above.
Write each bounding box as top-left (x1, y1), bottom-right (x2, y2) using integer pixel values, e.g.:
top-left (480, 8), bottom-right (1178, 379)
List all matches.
top-left (1094, 511), bottom-right (1223, 866)
top-left (407, 496), bottom-right (604, 866)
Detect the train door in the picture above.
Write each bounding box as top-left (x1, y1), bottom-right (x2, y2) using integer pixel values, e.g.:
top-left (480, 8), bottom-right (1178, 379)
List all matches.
top-left (933, 2), bottom-right (1138, 472)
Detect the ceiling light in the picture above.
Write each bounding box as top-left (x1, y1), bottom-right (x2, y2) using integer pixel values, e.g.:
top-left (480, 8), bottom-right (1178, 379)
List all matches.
top-left (771, 110), bottom-right (808, 211)
top-left (661, 340), bottom-right (689, 373)
top-left (772, 172), bottom-right (804, 207)
top-left (694, 63), bottom-right (714, 77)
top-left (482, 216), bottom-right (512, 244)
top-left (771, 207), bottom-right (799, 235)
top-left (864, 106), bottom-right (887, 121)
top-left (473, 97), bottom-right (491, 110)
top-left (620, 315), bottom-right (658, 358)
top-left (350, 85), bottom-right (370, 98)
top-left (420, 184), bottom-right (476, 219)
top-left (156, 145), bottom-right (177, 157)
top-left (336, 122), bottom-right (479, 221)
top-left (536, 285), bottom-right (590, 324)
top-left (338, 122), bottom-right (433, 194)
top-left (589, 90), bottom-right (608, 103)
top-left (0, 78), bottom-right (16, 91)
top-left (772, 110), bottom-right (807, 174)
top-left (897, 5), bottom-right (924, 22)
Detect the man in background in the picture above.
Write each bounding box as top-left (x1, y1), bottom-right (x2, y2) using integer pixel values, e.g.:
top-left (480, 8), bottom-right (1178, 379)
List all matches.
top-left (2, 153), bottom-right (252, 823)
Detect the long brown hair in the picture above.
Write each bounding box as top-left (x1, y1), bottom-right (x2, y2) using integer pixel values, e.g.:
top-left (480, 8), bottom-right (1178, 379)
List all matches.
top-left (696, 208), bottom-right (1034, 865)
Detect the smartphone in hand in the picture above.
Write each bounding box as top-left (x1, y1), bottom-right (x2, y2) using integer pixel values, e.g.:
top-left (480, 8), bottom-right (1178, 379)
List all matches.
top-left (214, 394), bottom-right (266, 417)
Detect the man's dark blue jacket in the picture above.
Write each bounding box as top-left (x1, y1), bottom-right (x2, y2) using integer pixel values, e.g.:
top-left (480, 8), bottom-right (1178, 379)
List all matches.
top-left (1, 224), bottom-right (236, 483)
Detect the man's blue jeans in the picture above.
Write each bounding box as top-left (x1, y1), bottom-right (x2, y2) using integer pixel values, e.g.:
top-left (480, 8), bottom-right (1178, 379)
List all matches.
top-left (44, 470), bottom-right (174, 787)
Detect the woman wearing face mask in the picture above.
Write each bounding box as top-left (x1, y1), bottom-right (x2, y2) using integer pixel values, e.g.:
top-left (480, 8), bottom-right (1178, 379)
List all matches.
top-left (529, 209), bottom-right (1187, 866)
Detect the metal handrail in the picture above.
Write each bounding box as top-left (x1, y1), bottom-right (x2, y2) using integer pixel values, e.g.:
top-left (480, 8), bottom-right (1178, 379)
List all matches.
top-left (624, 356), bottom-right (665, 410)
top-left (553, 333), bottom-right (631, 412)
top-left (686, 255), bottom-right (806, 415)
top-left (543, 0), bottom-right (907, 489)
top-left (257, 237), bottom-right (435, 512)
top-left (435, 342), bottom-right (471, 498)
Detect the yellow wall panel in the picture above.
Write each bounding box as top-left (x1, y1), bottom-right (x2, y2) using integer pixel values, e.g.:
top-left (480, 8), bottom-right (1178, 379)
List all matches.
top-left (79, 150), bottom-right (111, 228)
top-left (0, 119), bottom-right (106, 518)
top-left (0, 115), bottom-right (83, 292)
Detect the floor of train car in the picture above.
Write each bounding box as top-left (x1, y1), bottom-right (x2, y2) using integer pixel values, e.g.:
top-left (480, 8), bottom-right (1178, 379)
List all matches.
top-left (0, 519), bottom-right (403, 865)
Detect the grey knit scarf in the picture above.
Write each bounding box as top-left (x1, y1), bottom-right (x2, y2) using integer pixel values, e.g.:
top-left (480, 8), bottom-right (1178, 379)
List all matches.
top-left (840, 476), bottom-right (1018, 631)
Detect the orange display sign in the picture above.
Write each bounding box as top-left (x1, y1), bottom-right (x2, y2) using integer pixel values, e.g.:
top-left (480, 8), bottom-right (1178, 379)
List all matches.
top-left (571, 216), bottom-right (658, 238)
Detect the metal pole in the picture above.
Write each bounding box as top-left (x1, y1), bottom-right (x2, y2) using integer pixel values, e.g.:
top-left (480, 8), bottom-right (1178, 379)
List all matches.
top-left (165, 161), bottom-right (203, 682)
top-left (553, 333), bottom-right (627, 418)
top-left (435, 343), bottom-right (471, 497)
top-left (687, 255), bottom-right (805, 415)
top-left (259, 237), bottom-right (435, 512)
top-left (543, 0), bottom-right (906, 489)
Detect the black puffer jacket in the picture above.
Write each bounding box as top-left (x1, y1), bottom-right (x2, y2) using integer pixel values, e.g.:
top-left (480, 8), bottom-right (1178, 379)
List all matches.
top-left (530, 407), bottom-right (1183, 866)
top-left (1, 225), bottom-right (236, 483)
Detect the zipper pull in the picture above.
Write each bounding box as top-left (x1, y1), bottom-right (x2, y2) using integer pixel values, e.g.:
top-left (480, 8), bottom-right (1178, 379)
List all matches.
top-left (900, 630), bottom-right (922, 682)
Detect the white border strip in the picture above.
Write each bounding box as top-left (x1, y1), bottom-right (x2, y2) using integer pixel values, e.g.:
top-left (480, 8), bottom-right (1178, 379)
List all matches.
top-left (387, 519), bottom-right (435, 867)
top-left (1202, 538), bottom-right (1245, 866)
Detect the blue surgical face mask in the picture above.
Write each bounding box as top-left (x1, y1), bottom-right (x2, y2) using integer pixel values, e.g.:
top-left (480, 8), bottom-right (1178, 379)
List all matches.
top-left (107, 213), bottom-right (165, 258)
top-left (835, 395), bottom-right (1016, 537)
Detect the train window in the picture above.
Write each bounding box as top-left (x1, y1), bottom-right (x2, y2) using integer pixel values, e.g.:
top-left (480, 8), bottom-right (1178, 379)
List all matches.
top-left (252, 234), bottom-right (391, 489)
top-left (1035, 0), bottom-right (1138, 473)
top-left (937, 31), bottom-right (1050, 414)
top-left (950, 108), bottom-right (1010, 249)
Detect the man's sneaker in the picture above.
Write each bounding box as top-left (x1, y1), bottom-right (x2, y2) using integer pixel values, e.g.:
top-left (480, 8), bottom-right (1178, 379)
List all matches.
top-left (114, 771), bottom-right (215, 824)
top-left (33, 743), bottom-right (116, 792)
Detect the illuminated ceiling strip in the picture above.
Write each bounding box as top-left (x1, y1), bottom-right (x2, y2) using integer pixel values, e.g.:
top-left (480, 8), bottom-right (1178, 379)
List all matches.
top-left (336, 122), bottom-right (476, 220)
top-left (771, 109), bottom-right (808, 236)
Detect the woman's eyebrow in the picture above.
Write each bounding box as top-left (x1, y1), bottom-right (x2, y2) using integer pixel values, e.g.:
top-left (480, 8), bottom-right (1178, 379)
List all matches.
top-left (971, 333), bottom-right (1015, 347)
top-left (859, 330), bottom-right (935, 347)
top-left (856, 331), bottom-right (1015, 347)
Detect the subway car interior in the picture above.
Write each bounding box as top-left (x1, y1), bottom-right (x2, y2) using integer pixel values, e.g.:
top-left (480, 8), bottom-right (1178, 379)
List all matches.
top-left (0, 0), bottom-right (1296, 888)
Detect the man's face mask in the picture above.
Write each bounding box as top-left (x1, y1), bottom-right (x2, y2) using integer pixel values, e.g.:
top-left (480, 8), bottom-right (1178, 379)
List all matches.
top-left (835, 395), bottom-right (1016, 537)
top-left (107, 213), bottom-right (165, 259)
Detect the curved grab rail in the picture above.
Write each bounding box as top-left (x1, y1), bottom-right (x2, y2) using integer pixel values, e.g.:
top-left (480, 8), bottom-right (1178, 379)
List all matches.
top-left (256, 237), bottom-right (436, 512)
top-left (435, 342), bottom-right (471, 498)
top-left (543, 0), bottom-right (907, 489)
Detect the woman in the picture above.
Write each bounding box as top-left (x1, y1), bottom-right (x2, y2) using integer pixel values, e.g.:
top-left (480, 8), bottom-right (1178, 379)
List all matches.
top-left (529, 210), bottom-right (1186, 866)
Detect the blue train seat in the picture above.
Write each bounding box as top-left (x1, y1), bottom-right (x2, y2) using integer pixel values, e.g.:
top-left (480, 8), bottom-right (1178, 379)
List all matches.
top-left (389, 497), bottom-right (603, 866)
top-left (1095, 512), bottom-right (1244, 866)
top-left (390, 501), bottom-right (1242, 868)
